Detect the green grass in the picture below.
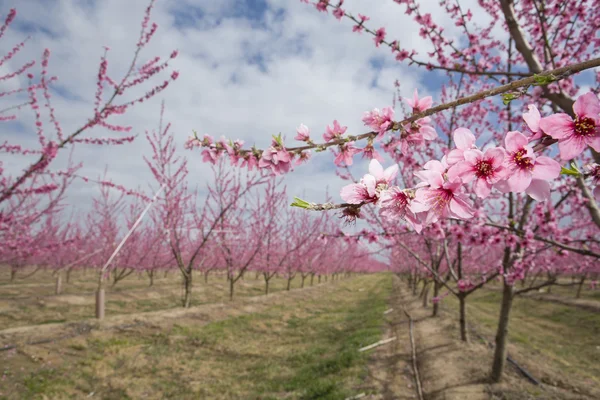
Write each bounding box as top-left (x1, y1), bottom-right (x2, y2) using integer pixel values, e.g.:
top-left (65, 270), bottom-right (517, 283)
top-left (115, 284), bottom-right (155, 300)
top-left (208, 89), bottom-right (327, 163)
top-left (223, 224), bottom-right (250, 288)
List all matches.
top-left (444, 289), bottom-right (600, 387)
top-left (1, 274), bottom-right (393, 399)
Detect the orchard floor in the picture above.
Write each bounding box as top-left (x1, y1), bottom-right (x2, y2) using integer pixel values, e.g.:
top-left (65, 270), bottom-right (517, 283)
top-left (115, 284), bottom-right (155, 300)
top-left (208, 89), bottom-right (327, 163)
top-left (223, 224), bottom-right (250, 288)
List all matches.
top-left (0, 272), bottom-right (598, 399)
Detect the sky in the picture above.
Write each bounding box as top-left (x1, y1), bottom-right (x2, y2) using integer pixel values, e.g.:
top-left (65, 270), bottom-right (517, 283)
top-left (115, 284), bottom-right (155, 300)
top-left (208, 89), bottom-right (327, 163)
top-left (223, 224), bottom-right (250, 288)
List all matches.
top-left (0, 0), bottom-right (483, 232)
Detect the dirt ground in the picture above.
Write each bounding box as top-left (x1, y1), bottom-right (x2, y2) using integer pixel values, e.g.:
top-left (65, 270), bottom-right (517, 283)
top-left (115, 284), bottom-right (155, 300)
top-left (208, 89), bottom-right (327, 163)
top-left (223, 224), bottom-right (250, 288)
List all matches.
top-left (1, 270), bottom-right (598, 399)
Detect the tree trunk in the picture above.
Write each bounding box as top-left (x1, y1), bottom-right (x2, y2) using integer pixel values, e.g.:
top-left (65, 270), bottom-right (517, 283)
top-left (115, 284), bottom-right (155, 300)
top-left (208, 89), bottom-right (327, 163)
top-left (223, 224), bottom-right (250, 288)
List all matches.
top-left (66, 268), bottom-right (72, 283)
top-left (265, 278), bottom-right (270, 295)
top-left (229, 276), bottom-right (235, 300)
top-left (286, 276), bottom-right (292, 291)
top-left (10, 267), bottom-right (17, 282)
top-left (490, 281), bottom-right (514, 382)
top-left (422, 283), bottom-right (429, 307)
top-left (55, 273), bottom-right (62, 295)
top-left (412, 278), bottom-right (418, 296)
top-left (310, 273), bottom-right (315, 286)
top-left (95, 271), bottom-right (105, 319)
top-left (204, 270), bottom-right (210, 283)
top-left (183, 270), bottom-right (192, 308)
top-left (149, 270), bottom-right (154, 287)
top-left (576, 275), bottom-right (586, 298)
top-left (459, 293), bottom-right (469, 342)
top-left (318, 275), bottom-right (321, 284)
top-left (301, 275), bottom-right (306, 288)
top-left (432, 279), bottom-right (440, 316)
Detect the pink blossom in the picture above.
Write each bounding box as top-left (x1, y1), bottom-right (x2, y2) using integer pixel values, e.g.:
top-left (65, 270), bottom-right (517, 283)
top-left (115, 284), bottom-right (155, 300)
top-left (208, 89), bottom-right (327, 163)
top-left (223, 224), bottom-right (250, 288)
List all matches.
top-left (340, 159), bottom-right (397, 204)
top-left (201, 145), bottom-right (219, 164)
top-left (410, 167), bottom-right (474, 224)
top-left (447, 147), bottom-right (507, 198)
top-left (258, 142), bottom-right (292, 175)
top-left (368, 159), bottom-right (399, 187)
top-left (405, 89), bottom-right (433, 113)
top-left (584, 163), bottom-right (600, 201)
top-left (323, 119), bottom-right (347, 142)
top-left (295, 150), bottom-right (312, 165)
top-left (362, 107), bottom-right (394, 137)
top-left (522, 104), bottom-right (543, 140)
top-left (398, 117), bottom-right (437, 154)
top-left (374, 27), bottom-right (386, 47)
top-left (496, 131), bottom-right (561, 201)
top-left (340, 182), bottom-right (375, 204)
top-left (539, 92), bottom-right (600, 160)
top-left (333, 7), bottom-right (344, 20)
top-left (446, 127), bottom-right (476, 165)
top-left (240, 154), bottom-right (258, 171)
top-left (379, 187), bottom-right (422, 232)
top-left (333, 142), bottom-right (361, 166)
top-left (361, 142), bottom-right (383, 161)
top-left (316, 0), bottom-right (329, 12)
top-left (295, 124), bottom-right (311, 142)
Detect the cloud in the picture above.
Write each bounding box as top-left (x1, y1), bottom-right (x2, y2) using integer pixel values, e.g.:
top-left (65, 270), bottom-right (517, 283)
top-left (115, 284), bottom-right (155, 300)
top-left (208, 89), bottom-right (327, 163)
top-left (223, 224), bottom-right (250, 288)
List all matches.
top-left (0, 0), bottom-right (477, 234)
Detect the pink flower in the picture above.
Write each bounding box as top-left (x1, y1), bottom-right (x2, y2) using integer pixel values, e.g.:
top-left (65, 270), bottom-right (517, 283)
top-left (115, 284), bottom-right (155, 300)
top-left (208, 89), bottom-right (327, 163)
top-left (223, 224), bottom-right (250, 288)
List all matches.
top-left (446, 128), bottom-right (477, 165)
top-left (240, 154), bottom-right (258, 171)
top-left (333, 142), bottom-right (361, 166)
top-left (340, 183), bottom-right (374, 204)
top-left (361, 142), bottom-right (383, 161)
top-left (374, 27), bottom-right (386, 47)
top-left (539, 92), bottom-right (600, 160)
top-left (258, 143), bottom-right (292, 175)
top-left (333, 7), bottom-right (344, 20)
top-left (316, 0), bottom-right (329, 12)
top-left (201, 145), bottom-right (219, 164)
top-left (379, 187), bottom-right (422, 232)
top-left (340, 159), bottom-right (397, 204)
top-left (324, 119), bottom-right (347, 142)
top-left (295, 124), bottom-right (311, 142)
top-left (398, 117), bottom-right (437, 154)
top-left (405, 89), bottom-right (433, 113)
top-left (368, 159), bottom-right (398, 187)
top-left (496, 131), bottom-right (561, 201)
top-left (362, 107), bottom-right (394, 137)
top-left (584, 163), bottom-right (600, 201)
top-left (295, 150), bottom-right (311, 165)
top-left (410, 165), bottom-right (474, 224)
top-left (523, 104), bottom-right (543, 141)
top-left (447, 147), bottom-right (507, 198)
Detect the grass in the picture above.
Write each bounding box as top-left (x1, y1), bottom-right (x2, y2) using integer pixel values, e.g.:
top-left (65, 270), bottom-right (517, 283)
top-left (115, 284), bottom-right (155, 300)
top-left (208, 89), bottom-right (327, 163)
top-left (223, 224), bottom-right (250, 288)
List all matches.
top-left (0, 274), bottom-right (393, 399)
top-left (0, 268), bottom-right (315, 330)
top-left (443, 289), bottom-right (600, 391)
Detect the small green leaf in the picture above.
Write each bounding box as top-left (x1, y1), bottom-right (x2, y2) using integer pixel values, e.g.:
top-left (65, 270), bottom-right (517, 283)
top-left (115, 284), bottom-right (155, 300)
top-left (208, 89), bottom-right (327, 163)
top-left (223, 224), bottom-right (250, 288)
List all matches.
top-left (291, 197), bottom-right (311, 209)
top-left (533, 74), bottom-right (557, 86)
top-left (502, 93), bottom-right (519, 105)
top-left (560, 166), bottom-right (581, 176)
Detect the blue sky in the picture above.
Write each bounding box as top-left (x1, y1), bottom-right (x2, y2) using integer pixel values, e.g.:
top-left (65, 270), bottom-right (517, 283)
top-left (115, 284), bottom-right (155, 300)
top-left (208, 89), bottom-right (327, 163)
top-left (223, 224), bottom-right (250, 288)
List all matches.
top-left (0, 0), bottom-right (481, 233)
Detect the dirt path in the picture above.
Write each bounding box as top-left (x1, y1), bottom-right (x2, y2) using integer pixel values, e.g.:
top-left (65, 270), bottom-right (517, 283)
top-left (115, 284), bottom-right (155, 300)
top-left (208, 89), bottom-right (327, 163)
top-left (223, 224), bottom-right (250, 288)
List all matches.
top-left (363, 276), bottom-right (417, 399)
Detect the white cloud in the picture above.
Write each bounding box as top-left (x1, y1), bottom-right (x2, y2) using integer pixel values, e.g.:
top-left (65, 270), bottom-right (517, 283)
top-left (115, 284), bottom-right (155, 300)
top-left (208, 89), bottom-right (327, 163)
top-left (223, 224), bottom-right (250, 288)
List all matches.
top-left (0, 0), bottom-right (486, 234)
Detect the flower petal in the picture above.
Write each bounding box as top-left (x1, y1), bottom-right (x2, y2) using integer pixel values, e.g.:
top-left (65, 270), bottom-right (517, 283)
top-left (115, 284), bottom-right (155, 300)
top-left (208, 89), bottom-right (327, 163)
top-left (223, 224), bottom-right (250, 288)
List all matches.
top-left (525, 179), bottom-right (551, 202)
top-left (573, 92), bottom-right (600, 119)
top-left (453, 128), bottom-right (476, 150)
top-left (504, 131), bottom-right (528, 152)
top-left (558, 135), bottom-right (587, 160)
top-left (368, 159), bottom-right (384, 179)
top-left (532, 156), bottom-right (561, 180)
top-left (539, 113), bottom-right (573, 140)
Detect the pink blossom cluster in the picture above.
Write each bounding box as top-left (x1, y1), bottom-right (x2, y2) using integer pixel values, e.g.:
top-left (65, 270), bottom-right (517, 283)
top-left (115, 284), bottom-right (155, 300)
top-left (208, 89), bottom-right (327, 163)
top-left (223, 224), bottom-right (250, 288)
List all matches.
top-left (340, 91), bottom-right (600, 231)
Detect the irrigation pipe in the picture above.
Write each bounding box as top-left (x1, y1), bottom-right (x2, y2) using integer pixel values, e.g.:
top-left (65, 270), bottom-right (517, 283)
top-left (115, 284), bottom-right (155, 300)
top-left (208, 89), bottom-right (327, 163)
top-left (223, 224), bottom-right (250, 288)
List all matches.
top-left (403, 307), bottom-right (424, 400)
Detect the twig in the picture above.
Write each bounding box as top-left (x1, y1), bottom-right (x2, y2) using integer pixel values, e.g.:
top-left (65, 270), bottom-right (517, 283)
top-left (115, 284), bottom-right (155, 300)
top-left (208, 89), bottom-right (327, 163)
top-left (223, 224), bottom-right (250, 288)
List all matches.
top-left (358, 336), bottom-right (397, 352)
